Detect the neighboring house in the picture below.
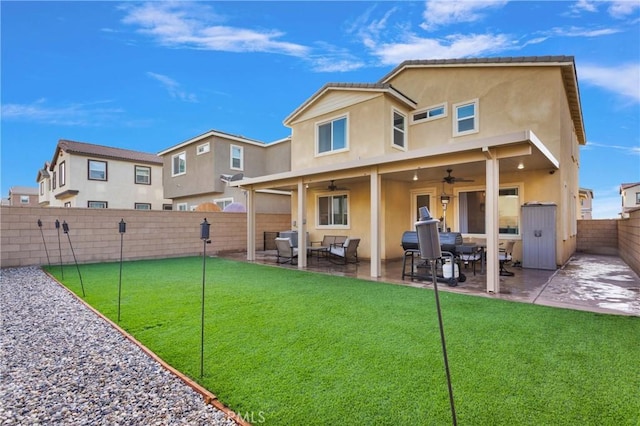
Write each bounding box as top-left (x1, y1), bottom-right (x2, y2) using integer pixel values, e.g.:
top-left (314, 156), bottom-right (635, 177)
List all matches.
top-left (234, 55), bottom-right (586, 294)
top-left (157, 130), bottom-right (291, 213)
top-left (620, 182), bottom-right (640, 218)
top-left (579, 187), bottom-right (594, 219)
top-left (38, 140), bottom-right (171, 210)
top-left (8, 186), bottom-right (39, 207)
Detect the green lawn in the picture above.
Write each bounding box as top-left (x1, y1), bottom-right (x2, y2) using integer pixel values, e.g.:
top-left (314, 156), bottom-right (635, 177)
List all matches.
top-left (46, 257), bottom-right (639, 425)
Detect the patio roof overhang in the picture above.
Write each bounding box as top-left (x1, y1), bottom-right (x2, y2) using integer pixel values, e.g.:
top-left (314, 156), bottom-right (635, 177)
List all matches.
top-left (230, 130), bottom-right (558, 191)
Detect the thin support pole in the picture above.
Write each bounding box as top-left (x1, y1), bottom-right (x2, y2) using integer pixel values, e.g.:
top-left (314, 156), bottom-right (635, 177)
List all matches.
top-left (118, 232), bottom-right (124, 322)
top-left (56, 224), bottom-right (64, 279)
top-left (430, 258), bottom-right (457, 426)
top-left (38, 223), bottom-right (51, 267)
top-left (200, 239), bottom-right (207, 378)
top-left (66, 233), bottom-right (85, 297)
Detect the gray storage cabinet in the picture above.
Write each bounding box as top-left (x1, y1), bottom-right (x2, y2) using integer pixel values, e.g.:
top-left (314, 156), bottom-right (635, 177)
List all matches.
top-left (521, 204), bottom-right (557, 270)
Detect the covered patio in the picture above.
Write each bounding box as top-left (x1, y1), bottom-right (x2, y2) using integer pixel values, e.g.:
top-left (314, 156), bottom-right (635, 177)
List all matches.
top-left (219, 250), bottom-right (640, 316)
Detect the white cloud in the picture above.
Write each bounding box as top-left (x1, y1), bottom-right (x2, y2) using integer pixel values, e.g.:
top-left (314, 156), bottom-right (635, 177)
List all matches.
top-left (147, 72), bottom-right (197, 102)
top-left (121, 2), bottom-right (309, 57)
top-left (372, 33), bottom-right (513, 65)
top-left (1, 99), bottom-right (124, 126)
top-left (420, 0), bottom-right (508, 31)
top-left (607, 1), bottom-right (640, 19)
top-left (584, 141), bottom-right (640, 156)
top-left (578, 63), bottom-right (640, 103)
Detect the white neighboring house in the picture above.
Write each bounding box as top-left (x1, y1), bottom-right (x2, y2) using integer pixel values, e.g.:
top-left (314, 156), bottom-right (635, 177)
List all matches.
top-left (620, 182), bottom-right (640, 218)
top-left (38, 139), bottom-right (171, 210)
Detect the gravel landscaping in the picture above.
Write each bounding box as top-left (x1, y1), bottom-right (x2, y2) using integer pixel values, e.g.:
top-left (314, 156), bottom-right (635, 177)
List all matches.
top-left (0, 266), bottom-right (238, 425)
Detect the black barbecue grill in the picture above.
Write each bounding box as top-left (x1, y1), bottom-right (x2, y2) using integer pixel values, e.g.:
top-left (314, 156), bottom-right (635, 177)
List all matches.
top-left (401, 231), bottom-right (466, 285)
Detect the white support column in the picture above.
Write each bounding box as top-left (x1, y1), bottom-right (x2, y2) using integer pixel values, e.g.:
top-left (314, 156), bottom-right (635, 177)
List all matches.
top-left (485, 155), bottom-right (500, 293)
top-left (297, 179), bottom-right (307, 269)
top-left (246, 188), bottom-right (256, 261)
top-left (370, 169), bottom-right (381, 277)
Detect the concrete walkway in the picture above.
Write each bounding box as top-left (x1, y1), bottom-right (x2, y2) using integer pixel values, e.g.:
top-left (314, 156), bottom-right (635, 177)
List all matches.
top-left (532, 253), bottom-right (640, 316)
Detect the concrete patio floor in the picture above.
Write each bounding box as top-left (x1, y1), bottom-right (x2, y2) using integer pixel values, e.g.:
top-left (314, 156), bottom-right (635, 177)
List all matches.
top-left (220, 251), bottom-right (640, 317)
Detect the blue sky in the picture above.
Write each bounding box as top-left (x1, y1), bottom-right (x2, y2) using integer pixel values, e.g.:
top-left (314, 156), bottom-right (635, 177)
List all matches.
top-left (1, 1), bottom-right (638, 218)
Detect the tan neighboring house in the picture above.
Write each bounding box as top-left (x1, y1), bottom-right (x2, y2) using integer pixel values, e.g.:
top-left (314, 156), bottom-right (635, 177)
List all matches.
top-left (578, 187), bottom-right (594, 219)
top-left (233, 55), bottom-right (586, 294)
top-left (7, 186), bottom-right (39, 207)
top-left (158, 130), bottom-right (291, 213)
top-left (38, 140), bottom-right (170, 210)
top-left (620, 182), bottom-right (640, 218)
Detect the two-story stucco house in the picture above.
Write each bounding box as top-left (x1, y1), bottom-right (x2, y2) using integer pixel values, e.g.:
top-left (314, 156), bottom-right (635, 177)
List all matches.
top-left (234, 55), bottom-right (586, 294)
top-left (158, 129), bottom-right (291, 213)
top-left (620, 182), bottom-right (640, 218)
top-left (38, 139), bottom-right (171, 210)
top-left (7, 186), bottom-right (39, 207)
top-left (578, 188), bottom-right (594, 219)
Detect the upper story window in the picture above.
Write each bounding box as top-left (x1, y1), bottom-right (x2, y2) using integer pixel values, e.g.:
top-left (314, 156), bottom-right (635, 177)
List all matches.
top-left (453, 99), bottom-right (479, 136)
top-left (197, 143), bottom-right (210, 155)
top-left (317, 193), bottom-right (349, 227)
top-left (172, 152), bottom-right (186, 176)
top-left (88, 160), bottom-right (107, 181)
top-left (392, 110), bottom-right (407, 150)
top-left (52, 171), bottom-right (57, 189)
top-left (59, 161), bottom-right (66, 187)
top-left (636, 192), bottom-right (640, 204)
top-left (40, 181), bottom-right (44, 195)
top-left (411, 103), bottom-right (447, 124)
top-left (20, 195), bottom-right (29, 204)
top-left (230, 145), bottom-right (243, 170)
top-left (317, 115), bottom-right (347, 155)
top-left (135, 165), bottom-right (151, 185)
top-left (88, 201), bottom-right (108, 208)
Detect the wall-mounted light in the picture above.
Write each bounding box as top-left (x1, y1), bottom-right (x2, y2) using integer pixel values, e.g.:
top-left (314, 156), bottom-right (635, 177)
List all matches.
top-left (413, 170), bottom-right (418, 181)
top-left (517, 162), bottom-right (524, 170)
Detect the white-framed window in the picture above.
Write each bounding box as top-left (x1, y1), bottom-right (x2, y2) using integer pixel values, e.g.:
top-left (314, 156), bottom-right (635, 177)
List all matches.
top-left (317, 192), bottom-right (349, 227)
top-left (457, 185), bottom-right (520, 236)
top-left (59, 161), bottom-right (66, 187)
top-left (453, 99), bottom-right (479, 136)
top-left (411, 102), bottom-right (447, 124)
top-left (40, 181), bottom-right (44, 195)
top-left (177, 203), bottom-right (188, 211)
top-left (135, 165), bottom-right (151, 185)
top-left (88, 160), bottom-right (107, 181)
top-left (392, 109), bottom-right (407, 150)
top-left (172, 152), bottom-right (186, 176)
top-left (52, 171), bottom-right (57, 189)
top-left (636, 192), bottom-right (640, 204)
top-left (64, 202), bottom-right (71, 208)
top-left (230, 145), bottom-right (243, 170)
top-left (88, 201), bottom-right (108, 208)
top-left (214, 197), bottom-right (233, 210)
top-left (197, 142), bottom-right (210, 155)
top-left (316, 115), bottom-right (348, 155)
top-left (162, 204), bottom-right (173, 211)
top-left (135, 203), bottom-right (151, 210)
top-left (20, 195), bottom-right (29, 204)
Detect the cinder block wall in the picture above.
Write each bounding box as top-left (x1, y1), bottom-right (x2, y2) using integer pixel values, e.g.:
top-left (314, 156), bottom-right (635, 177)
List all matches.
top-left (576, 219), bottom-right (618, 255)
top-left (618, 209), bottom-right (640, 277)
top-left (1, 206), bottom-right (290, 268)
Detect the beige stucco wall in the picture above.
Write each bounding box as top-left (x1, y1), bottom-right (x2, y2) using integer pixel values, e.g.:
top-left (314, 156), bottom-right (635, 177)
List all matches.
top-left (0, 206), bottom-right (290, 268)
top-left (46, 151), bottom-right (168, 209)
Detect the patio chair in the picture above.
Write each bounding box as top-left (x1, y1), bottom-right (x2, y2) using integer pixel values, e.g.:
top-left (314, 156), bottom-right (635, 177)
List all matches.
top-left (499, 240), bottom-right (516, 276)
top-left (328, 238), bottom-right (360, 264)
top-left (456, 244), bottom-right (482, 276)
top-left (275, 237), bottom-right (298, 264)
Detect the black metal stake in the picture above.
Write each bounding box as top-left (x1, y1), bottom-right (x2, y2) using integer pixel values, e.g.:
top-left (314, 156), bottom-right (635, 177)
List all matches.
top-left (200, 218), bottom-right (211, 378)
top-left (55, 219), bottom-right (64, 279)
top-left (118, 219), bottom-right (127, 323)
top-left (37, 219), bottom-right (51, 267)
top-left (63, 221), bottom-right (85, 297)
top-left (430, 258), bottom-right (457, 426)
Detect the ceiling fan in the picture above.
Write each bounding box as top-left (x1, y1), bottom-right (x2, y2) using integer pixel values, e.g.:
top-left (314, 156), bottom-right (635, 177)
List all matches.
top-left (327, 180), bottom-right (348, 191)
top-left (442, 168), bottom-right (474, 184)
